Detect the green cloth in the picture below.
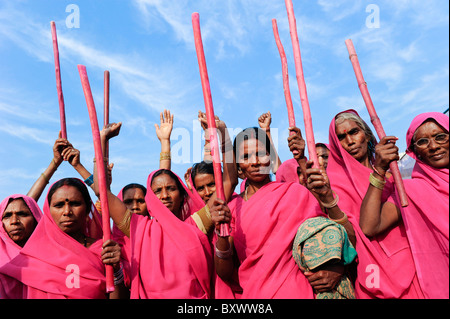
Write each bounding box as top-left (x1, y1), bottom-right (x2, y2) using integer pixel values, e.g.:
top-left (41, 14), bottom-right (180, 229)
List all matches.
top-left (293, 216), bottom-right (357, 299)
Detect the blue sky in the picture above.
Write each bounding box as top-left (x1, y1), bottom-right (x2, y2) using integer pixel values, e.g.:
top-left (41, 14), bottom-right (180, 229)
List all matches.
top-left (0, 0), bottom-right (448, 206)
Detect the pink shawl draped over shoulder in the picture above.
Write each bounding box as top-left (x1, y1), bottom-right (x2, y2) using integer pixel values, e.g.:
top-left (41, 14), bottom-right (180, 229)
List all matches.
top-left (327, 109), bottom-right (422, 299)
top-left (387, 112), bottom-right (449, 299)
top-left (275, 158), bottom-right (299, 183)
top-left (0, 195), bottom-right (42, 268)
top-left (0, 179), bottom-right (107, 299)
top-left (226, 181), bottom-right (324, 299)
top-left (128, 169), bottom-right (212, 299)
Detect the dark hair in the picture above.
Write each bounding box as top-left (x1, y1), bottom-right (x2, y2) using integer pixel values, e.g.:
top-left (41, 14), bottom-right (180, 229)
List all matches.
top-left (190, 161), bottom-right (214, 188)
top-left (122, 183), bottom-right (147, 197)
top-left (233, 127), bottom-right (276, 169)
top-left (315, 143), bottom-right (329, 150)
top-left (47, 178), bottom-right (92, 209)
top-left (151, 169), bottom-right (187, 200)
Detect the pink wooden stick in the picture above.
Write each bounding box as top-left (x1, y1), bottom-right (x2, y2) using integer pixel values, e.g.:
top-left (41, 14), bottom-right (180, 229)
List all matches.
top-left (272, 18), bottom-right (299, 156)
top-left (50, 21), bottom-right (67, 139)
top-left (192, 12), bottom-right (229, 237)
top-left (77, 65), bottom-right (115, 292)
top-left (284, 0), bottom-right (319, 168)
top-left (272, 19), bottom-right (296, 131)
top-left (104, 71), bottom-right (110, 160)
top-left (345, 39), bottom-right (408, 207)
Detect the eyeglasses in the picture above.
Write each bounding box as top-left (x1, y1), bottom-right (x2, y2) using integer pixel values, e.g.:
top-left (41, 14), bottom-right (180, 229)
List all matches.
top-left (414, 133), bottom-right (449, 149)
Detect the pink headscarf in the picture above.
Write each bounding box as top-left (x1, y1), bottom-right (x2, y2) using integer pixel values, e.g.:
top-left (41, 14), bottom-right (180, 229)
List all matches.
top-left (327, 109), bottom-right (423, 299)
top-left (387, 112), bottom-right (449, 298)
top-left (0, 179), bottom-right (107, 299)
top-left (0, 195), bottom-right (42, 267)
top-left (128, 169), bottom-right (213, 299)
top-left (225, 181), bottom-right (324, 298)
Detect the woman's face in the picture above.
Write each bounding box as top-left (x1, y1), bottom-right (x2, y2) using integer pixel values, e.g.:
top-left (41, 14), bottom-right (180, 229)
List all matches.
top-left (237, 138), bottom-right (271, 183)
top-left (335, 119), bottom-right (370, 164)
top-left (2, 198), bottom-right (37, 247)
top-left (413, 120), bottom-right (449, 169)
top-left (151, 174), bottom-right (183, 217)
top-left (49, 185), bottom-right (87, 236)
top-left (194, 173), bottom-right (216, 203)
top-left (316, 146), bottom-right (329, 169)
top-left (123, 188), bottom-right (148, 216)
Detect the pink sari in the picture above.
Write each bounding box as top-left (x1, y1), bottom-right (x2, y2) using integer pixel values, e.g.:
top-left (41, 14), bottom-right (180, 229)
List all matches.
top-left (387, 112), bottom-right (449, 299)
top-left (0, 195), bottom-right (42, 267)
top-left (0, 179), bottom-right (106, 299)
top-left (275, 158), bottom-right (299, 183)
top-left (327, 109), bottom-right (422, 299)
top-left (128, 169), bottom-right (213, 299)
top-left (224, 181), bottom-right (324, 299)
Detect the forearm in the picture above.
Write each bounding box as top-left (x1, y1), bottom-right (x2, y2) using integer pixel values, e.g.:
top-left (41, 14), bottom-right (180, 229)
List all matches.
top-left (214, 236), bottom-right (235, 282)
top-left (319, 191), bottom-right (356, 247)
top-left (27, 158), bottom-right (60, 201)
top-left (159, 139), bottom-right (171, 170)
top-left (73, 162), bottom-right (93, 182)
top-left (221, 128), bottom-right (238, 201)
top-left (360, 184), bottom-right (385, 237)
top-left (297, 157), bottom-right (307, 183)
top-left (265, 130), bottom-right (282, 173)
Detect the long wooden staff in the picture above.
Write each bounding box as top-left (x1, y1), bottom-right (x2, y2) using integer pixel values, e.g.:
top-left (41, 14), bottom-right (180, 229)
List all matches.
top-left (345, 39), bottom-right (408, 207)
top-left (192, 12), bottom-right (229, 237)
top-left (77, 65), bottom-right (115, 292)
top-left (50, 21), bottom-right (67, 139)
top-left (284, 0), bottom-right (319, 168)
top-left (104, 70), bottom-right (110, 161)
top-left (272, 19), bottom-right (299, 157)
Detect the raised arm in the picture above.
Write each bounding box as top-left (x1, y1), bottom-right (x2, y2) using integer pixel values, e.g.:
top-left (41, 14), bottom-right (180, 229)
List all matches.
top-left (27, 132), bottom-right (65, 201)
top-left (155, 110), bottom-right (173, 170)
top-left (198, 112), bottom-right (238, 203)
top-left (287, 126), bottom-right (308, 185)
top-left (258, 111), bottom-right (282, 173)
top-left (360, 136), bottom-right (402, 237)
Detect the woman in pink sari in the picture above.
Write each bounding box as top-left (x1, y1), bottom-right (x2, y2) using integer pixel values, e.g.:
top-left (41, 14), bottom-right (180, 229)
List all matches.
top-left (360, 112), bottom-right (449, 298)
top-left (105, 169), bottom-right (213, 299)
top-left (212, 127), bottom-right (325, 299)
top-left (0, 195), bottom-right (42, 267)
top-left (0, 178), bottom-right (127, 299)
top-left (312, 109), bottom-right (423, 299)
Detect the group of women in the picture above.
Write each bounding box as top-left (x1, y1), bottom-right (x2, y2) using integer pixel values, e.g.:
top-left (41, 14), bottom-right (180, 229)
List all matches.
top-left (0, 106), bottom-right (448, 299)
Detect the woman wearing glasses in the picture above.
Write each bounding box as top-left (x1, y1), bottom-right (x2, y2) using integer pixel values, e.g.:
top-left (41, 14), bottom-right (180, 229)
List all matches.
top-left (360, 112), bottom-right (449, 299)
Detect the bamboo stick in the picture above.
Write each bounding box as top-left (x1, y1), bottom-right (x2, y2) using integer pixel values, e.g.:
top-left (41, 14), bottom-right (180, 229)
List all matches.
top-left (284, 0), bottom-right (319, 168)
top-left (50, 21), bottom-right (67, 139)
top-left (77, 65), bottom-right (115, 292)
top-left (192, 12), bottom-right (229, 237)
top-left (104, 71), bottom-right (110, 160)
top-left (272, 18), bottom-right (300, 158)
top-left (345, 39), bottom-right (408, 207)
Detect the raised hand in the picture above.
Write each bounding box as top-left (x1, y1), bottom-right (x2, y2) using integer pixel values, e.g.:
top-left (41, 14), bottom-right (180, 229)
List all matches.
top-left (373, 136), bottom-right (399, 177)
top-left (287, 126), bottom-right (305, 160)
top-left (101, 122), bottom-right (122, 141)
top-left (53, 131), bottom-right (71, 166)
top-left (305, 157), bottom-right (331, 199)
top-left (258, 111), bottom-right (272, 131)
top-left (61, 145), bottom-right (80, 167)
top-left (155, 109), bottom-right (174, 141)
